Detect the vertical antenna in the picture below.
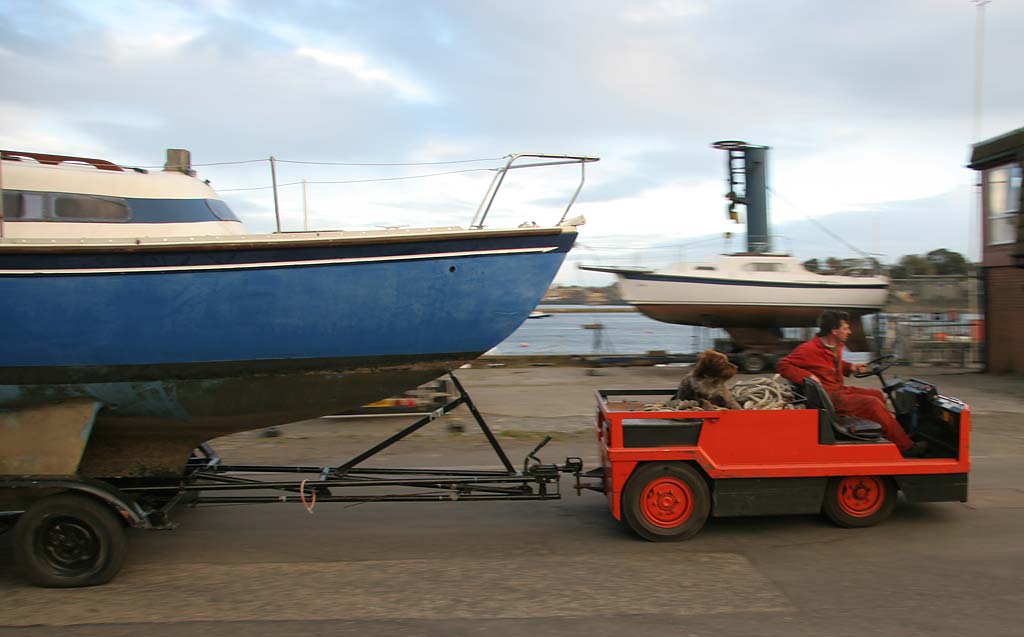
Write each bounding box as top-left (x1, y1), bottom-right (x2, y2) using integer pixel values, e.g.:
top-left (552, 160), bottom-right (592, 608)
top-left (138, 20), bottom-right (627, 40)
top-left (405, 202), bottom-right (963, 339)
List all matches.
top-left (270, 156), bottom-right (281, 233)
top-left (302, 178), bottom-right (309, 231)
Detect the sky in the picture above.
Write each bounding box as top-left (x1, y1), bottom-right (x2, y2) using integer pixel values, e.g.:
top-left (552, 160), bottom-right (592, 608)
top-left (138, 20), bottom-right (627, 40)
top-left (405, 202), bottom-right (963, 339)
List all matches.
top-left (1, 0), bottom-right (1022, 285)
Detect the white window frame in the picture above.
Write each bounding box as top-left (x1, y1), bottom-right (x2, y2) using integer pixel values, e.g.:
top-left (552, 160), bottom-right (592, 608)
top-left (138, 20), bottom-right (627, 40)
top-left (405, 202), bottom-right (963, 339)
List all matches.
top-left (985, 164), bottom-right (1022, 246)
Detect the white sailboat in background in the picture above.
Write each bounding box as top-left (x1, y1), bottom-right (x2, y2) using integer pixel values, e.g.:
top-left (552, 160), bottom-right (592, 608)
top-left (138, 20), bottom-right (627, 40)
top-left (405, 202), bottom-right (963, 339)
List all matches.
top-left (582, 141), bottom-right (889, 370)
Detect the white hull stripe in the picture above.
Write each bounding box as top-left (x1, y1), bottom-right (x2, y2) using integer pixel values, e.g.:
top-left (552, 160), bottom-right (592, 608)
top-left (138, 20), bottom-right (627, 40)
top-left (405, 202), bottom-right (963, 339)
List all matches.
top-left (635, 301), bottom-right (883, 309)
top-left (0, 246), bottom-right (556, 276)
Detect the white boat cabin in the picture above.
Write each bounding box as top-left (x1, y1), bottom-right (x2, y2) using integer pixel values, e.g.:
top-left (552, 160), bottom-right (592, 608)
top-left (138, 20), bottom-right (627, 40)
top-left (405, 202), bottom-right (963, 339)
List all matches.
top-left (0, 150), bottom-right (246, 239)
top-left (662, 253), bottom-right (885, 283)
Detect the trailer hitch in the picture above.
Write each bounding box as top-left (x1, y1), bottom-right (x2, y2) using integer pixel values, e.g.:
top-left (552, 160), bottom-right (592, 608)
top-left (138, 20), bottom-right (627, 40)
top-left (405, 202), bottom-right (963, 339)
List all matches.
top-left (573, 466), bottom-right (606, 495)
top-left (522, 437), bottom-right (586, 486)
top-left (523, 435), bottom-right (553, 473)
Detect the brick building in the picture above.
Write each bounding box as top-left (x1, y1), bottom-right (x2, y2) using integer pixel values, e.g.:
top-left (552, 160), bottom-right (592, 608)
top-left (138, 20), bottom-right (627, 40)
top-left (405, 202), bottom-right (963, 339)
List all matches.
top-left (969, 127), bottom-right (1024, 374)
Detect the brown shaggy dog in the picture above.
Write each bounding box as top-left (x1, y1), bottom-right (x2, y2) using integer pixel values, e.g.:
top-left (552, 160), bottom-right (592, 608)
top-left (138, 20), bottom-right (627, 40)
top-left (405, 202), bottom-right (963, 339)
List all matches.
top-left (673, 349), bottom-right (742, 410)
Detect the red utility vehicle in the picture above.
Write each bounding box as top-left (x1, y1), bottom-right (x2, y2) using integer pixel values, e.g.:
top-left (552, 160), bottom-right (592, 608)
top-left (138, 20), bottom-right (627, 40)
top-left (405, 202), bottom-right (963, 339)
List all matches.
top-left (593, 358), bottom-right (970, 540)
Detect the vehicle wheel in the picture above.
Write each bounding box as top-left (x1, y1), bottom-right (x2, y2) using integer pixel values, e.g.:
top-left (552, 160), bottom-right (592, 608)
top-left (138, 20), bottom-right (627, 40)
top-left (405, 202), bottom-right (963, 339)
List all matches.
top-left (13, 493), bottom-right (127, 588)
top-left (822, 476), bottom-right (896, 528)
top-left (738, 353), bottom-right (768, 374)
top-left (622, 463), bottom-right (710, 541)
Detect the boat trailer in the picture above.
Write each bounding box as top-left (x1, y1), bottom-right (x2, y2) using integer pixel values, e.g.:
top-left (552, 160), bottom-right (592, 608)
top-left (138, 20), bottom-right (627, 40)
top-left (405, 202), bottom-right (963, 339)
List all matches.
top-left (2, 361), bottom-right (972, 589)
top-left (0, 373), bottom-right (591, 587)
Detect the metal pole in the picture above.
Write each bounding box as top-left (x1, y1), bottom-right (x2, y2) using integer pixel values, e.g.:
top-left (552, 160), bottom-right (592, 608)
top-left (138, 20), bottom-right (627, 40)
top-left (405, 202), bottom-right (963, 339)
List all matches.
top-left (972, 0), bottom-right (990, 142)
top-left (743, 145), bottom-right (770, 253)
top-left (969, 0), bottom-right (990, 368)
top-left (302, 179), bottom-right (309, 231)
top-left (472, 156), bottom-right (515, 228)
top-left (447, 373), bottom-right (516, 474)
top-left (270, 156), bottom-right (281, 233)
top-left (0, 153), bottom-right (5, 239)
top-left (558, 159), bottom-right (586, 224)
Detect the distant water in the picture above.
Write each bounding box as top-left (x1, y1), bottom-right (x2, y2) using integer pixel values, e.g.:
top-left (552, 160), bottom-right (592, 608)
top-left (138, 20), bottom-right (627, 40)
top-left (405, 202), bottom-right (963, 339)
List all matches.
top-left (491, 307), bottom-right (968, 360)
top-left (491, 308), bottom-right (732, 356)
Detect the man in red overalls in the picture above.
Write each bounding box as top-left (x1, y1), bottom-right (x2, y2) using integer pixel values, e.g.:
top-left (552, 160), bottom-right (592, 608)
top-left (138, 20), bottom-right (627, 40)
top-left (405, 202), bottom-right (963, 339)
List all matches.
top-left (778, 310), bottom-right (927, 458)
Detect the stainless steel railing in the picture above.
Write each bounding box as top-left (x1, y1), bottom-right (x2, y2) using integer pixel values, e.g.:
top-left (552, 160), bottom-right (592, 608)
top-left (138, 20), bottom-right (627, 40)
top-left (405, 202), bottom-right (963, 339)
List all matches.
top-left (469, 153), bottom-right (599, 229)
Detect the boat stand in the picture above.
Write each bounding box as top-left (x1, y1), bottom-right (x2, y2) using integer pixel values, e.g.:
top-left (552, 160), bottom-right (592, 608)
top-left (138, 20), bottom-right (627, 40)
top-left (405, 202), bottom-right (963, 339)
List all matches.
top-left (119, 373), bottom-right (583, 517)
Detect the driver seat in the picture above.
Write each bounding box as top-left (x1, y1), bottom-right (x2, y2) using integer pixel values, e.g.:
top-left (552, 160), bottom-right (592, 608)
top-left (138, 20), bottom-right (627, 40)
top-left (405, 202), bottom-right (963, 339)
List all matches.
top-left (803, 378), bottom-right (885, 443)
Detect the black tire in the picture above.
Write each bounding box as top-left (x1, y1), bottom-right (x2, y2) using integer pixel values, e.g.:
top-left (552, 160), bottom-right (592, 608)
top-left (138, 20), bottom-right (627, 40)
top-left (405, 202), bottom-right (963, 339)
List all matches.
top-left (13, 493), bottom-right (127, 588)
top-left (738, 353), bottom-right (768, 374)
top-left (822, 475), bottom-right (897, 528)
top-left (622, 463), bottom-right (710, 541)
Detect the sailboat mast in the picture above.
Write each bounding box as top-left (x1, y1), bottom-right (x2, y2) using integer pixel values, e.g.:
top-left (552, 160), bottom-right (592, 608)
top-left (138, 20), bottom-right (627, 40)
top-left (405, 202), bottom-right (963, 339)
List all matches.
top-left (743, 146), bottom-right (770, 254)
top-left (713, 141), bottom-right (771, 254)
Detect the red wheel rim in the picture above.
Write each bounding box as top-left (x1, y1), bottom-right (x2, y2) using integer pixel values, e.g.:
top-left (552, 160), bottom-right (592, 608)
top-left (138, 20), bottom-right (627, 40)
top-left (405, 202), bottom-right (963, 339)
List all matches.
top-left (640, 477), bottom-right (694, 528)
top-left (836, 476), bottom-right (886, 518)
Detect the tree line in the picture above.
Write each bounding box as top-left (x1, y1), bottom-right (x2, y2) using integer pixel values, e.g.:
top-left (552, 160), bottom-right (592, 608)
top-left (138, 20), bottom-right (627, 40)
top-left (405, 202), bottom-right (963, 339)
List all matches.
top-left (803, 248), bottom-right (970, 278)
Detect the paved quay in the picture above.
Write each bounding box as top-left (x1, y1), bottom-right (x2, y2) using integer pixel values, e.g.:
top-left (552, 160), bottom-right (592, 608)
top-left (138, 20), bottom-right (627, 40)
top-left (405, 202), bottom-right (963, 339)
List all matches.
top-left (1, 364), bottom-right (1022, 636)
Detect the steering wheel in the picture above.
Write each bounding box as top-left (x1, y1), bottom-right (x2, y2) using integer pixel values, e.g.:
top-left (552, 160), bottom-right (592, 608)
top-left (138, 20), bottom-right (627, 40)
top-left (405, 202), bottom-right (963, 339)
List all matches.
top-left (854, 354), bottom-right (897, 378)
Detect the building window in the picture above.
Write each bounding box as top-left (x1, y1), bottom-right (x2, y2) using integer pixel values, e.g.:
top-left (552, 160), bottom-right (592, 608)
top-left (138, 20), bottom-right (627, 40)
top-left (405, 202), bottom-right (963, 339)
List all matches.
top-left (986, 164), bottom-right (1022, 246)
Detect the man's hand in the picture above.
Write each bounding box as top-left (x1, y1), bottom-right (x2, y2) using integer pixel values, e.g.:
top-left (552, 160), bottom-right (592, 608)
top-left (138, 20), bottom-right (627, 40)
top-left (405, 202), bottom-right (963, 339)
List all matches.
top-left (808, 374), bottom-right (820, 383)
top-left (852, 363), bottom-right (870, 374)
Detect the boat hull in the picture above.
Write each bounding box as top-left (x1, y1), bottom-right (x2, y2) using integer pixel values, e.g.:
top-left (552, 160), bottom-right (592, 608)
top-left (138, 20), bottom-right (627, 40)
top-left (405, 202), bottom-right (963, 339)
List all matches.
top-left (611, 271), bottom-right (888, 328)
top-left (38, 359), bottom-right (467, 477)
top-left (1, 227), bottom-right (576, 476)
top-left (632, 303), bottom-right (879, 328)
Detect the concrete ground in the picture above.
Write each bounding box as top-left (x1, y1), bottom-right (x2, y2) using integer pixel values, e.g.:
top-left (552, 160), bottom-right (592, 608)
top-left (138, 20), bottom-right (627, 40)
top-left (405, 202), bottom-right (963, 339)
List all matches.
top-left (1, 365), bottom-right (1022, 636)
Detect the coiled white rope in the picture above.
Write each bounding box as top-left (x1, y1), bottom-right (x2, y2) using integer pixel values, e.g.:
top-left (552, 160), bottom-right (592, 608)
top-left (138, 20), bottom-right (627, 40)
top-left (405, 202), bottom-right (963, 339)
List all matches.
top-left (643, 375), bottom-right (801, 412)
top-left (731, 376), bottom-right (802, 410)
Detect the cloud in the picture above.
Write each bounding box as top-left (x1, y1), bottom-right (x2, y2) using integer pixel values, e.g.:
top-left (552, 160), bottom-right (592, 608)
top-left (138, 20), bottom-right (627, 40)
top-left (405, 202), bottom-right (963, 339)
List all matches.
top-left (566, 186), bottom-right (978, 287)
top-left (0, 103), bottom-right (117, 159)
top-left (0, 0), bottom-right (1020, 285)
top-left (621, 1), bottom-right (708, 24)
top-left (295, 47), bottom-right (434, 103)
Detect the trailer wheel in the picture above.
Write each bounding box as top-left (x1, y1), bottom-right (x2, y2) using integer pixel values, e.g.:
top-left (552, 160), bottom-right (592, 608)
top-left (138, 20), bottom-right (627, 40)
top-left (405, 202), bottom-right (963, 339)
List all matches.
top-left (622, 463), bottom-right (710, 541)
top-left (738, 353), bottom-right (768, 374)
top-left (822, 476), bottom-right (896, 528)
top-left (13, 493), bottom-right (127, 588)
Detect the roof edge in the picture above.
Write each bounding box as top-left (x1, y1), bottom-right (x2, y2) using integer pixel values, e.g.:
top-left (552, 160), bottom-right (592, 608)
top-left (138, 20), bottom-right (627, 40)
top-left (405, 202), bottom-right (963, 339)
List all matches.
top-left (969, 126), bottom-right (1024, 170)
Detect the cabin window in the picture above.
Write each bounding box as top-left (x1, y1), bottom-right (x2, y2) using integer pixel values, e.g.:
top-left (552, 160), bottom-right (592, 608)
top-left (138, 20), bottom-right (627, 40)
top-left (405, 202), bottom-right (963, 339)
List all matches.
top-left (1, 190), bottom-right (21, 218)
top-left (745, 262), bottom-right (783, 272)
top-left (985, 164), bottom-right (1022, 245)
top-left (22, 193), bottom-right (46, 219)
top-left (51, 193), bottom-right (130, 221)
top-left (0, 191), bottom-right (45, 219)
top-left (206, 198), bottom-right (240, 222)
top-left (695, 266), bottom-right (717, 271)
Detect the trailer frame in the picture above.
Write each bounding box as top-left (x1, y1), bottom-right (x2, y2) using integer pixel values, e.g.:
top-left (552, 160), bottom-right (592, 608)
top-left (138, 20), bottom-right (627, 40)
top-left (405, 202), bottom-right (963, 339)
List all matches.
top-left (1, 372), bottom-right (583, 587)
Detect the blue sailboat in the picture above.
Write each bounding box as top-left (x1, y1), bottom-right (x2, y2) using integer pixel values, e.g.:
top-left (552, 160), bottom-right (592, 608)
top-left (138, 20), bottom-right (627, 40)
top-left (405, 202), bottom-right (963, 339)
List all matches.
top-left (0, 149), bottom-right (596, 477)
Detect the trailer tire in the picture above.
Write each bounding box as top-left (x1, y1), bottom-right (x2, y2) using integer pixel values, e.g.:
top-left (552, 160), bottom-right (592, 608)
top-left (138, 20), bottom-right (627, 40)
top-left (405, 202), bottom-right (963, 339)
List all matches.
top-left (822, 475), bottom-right (896, 528)
top-left (13, 493), bottom-right (127, 588)
top-left (622, 463), bottom-right (710, 541)
top-left (738, 353), bottom-right (769, 374)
